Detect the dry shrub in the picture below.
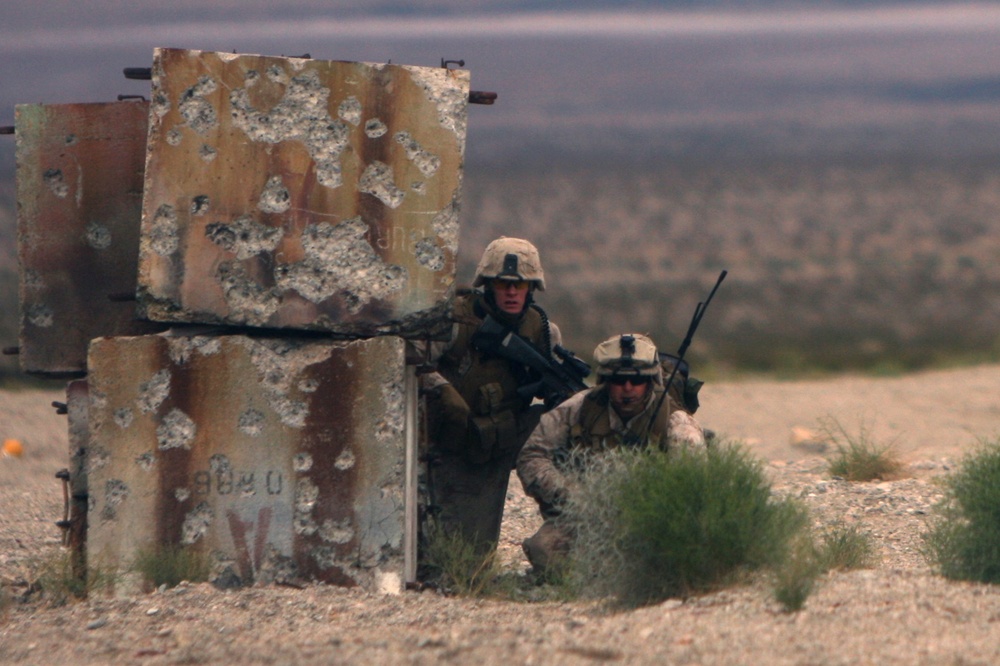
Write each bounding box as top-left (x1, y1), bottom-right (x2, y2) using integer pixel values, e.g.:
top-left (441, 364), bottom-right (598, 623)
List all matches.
top-left (817, 523), bottom-right (878, 572)
top-left (419, 521), bottom-right (506, 597)
top-left (133, 545), bottom-right (210, 591)
top-left (33, 549), bottom-right (117, 605)
top-left (564, 443), bottom-right (810, 607)
top-left (821, 418), bottom-right (902, 482)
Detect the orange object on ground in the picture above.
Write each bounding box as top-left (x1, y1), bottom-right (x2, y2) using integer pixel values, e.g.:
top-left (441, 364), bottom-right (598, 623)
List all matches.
top-left (2, 438), bottom-right (24, 458)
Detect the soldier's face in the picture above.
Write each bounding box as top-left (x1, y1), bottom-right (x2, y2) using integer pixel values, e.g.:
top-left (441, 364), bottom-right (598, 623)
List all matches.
top-left (608, 376), bottom-right (650, 419)
top-left (492, 279), bottom-right (530, 315)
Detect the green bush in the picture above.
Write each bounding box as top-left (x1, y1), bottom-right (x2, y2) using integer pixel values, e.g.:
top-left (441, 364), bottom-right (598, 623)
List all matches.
top-left (925, 441), bottom-right (1000, 582)
top-left (772, 535), bottom-right (822, 612)
top-left (419, 521), bottom-right (506, 597)
top-left (133, 545), bottom-right (210, 590)
top-left (34, 549), bottom-right (117, 605)
top-left (816, 523), bottom-right (878, 572)
top-left (565, 443), bottom-right (810, 607)
top-left (417, 521), bottom-right (574, 601)
top-left (771, 523), bottom-right (876, 612)
top-left (822, 418), bottom-right (902, 482)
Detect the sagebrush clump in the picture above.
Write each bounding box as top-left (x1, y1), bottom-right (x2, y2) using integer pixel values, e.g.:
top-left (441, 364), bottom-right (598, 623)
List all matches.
top-left (564, 443), bottom-right (810, 607)
top-left (821, 418), bottom-right (902, 482)
top-left (817, 523), bottom-right (878, 572)
top-left (772, 523), bottom-right (877, 612)
top-left (925, 440), bottom-right (1000, 582)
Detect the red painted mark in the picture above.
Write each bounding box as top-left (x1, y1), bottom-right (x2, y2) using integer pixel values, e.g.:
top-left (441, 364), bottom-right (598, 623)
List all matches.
top-left (254, 507), bottom-right (272, 570)
top-left (227, 507), bottom-right (274, 582)
top-left (226, 510), bottom-right (253, 581)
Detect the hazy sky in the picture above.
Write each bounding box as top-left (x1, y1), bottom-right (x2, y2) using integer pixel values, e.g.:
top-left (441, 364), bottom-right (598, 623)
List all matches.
top-left (7, 3), bottom-right (1000, 48)
top-left (3, 2), bottom-right (1000, 165)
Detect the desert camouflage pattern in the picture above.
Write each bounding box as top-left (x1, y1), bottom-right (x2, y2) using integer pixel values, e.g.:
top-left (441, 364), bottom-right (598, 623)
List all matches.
top-left (420, 291), bottom-right (560, 556)
top-left (472, 236), bottom-right (546, 291)
top-left (592, 332), bottom-right (661, 380)
top-left (517, 386), bottom-right (706, 517)
top-left (668, 409), bottom-right (706, 448)
top-left (516, 379), bottom-right (706, 574)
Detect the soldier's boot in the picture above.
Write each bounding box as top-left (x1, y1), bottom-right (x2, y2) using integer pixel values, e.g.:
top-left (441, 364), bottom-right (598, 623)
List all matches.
top-left (522, 520), bottom-right (571, 581)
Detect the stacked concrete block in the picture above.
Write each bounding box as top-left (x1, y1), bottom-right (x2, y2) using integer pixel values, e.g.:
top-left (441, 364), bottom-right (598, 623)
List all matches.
top-left (14, 50), bottom-right (469, 593)
top-left (15, 101), bottom-right (165, 375)
top-left (86, 333), bottom-right (409, 593)
top-left (136, 48), bottom-right (468, 337)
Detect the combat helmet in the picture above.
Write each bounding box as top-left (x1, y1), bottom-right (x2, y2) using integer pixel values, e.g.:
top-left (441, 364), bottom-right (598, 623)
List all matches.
top-left (472, 237), bottom-right (546, 291)
top-left (593, 333), bottom-right (661, 383)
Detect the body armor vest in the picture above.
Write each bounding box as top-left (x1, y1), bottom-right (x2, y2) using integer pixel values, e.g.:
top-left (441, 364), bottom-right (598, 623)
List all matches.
top-left (569, 385), bottom-right (674, 452)
top-left (438, 293), bottom-right (550, 418)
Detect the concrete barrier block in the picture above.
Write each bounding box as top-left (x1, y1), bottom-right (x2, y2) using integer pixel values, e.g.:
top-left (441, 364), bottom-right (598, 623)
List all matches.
top-left (15, 101), bottom-right (164, 375)
top-left (137, 48), bottom-right (467, 337)
top-left (86, 332), bottom-right (408, 593)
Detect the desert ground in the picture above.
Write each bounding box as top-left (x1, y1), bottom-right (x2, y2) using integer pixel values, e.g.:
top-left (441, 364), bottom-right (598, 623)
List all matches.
top-left (2, 364), bottom-right (1000, 664)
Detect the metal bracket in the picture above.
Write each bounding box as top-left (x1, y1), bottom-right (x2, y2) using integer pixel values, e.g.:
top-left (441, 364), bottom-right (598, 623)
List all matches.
top-left (123, 67), bottom-right (152, 81)
top-left (55, 469), bottom-right (71, 545)
top-left (469, 91), bottom-right (498, 105)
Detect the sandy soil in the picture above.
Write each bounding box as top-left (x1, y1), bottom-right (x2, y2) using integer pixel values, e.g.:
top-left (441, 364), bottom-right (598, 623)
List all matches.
top-left (2, 365), bottom-right (1000, 665)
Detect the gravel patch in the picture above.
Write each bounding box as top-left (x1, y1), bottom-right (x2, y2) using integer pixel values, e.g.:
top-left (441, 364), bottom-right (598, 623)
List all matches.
top-left (3, 371), bottom-right (1000, 664)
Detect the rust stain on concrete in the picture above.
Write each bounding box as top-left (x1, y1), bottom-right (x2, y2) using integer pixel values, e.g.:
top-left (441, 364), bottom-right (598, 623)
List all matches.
top-left (87, 332), bottom-right (407, 592)
top-left (15, 101), bottom-right (165, 375)
top-left (137, 49), bottom-right (467, 337)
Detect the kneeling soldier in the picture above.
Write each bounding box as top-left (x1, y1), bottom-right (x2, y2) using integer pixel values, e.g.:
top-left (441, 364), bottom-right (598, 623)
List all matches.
top-left (516, 333), bottom-right (706, 575)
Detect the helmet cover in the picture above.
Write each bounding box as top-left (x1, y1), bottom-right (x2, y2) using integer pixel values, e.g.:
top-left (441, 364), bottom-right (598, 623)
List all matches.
top-left (593, 333), bottom-right (661, 382)
top-left (472, 237), bottom-right (546, 291)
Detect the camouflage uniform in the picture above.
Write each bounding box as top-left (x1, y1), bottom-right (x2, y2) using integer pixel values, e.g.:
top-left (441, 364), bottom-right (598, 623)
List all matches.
top-left (422, 238), bottom-right (562, 556)
top-left (516, 333), bottom-right (706, 574)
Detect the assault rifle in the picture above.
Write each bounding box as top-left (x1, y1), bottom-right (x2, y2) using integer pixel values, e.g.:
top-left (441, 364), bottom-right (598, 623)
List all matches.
top-left (471, 315), bottom-right (590, 408)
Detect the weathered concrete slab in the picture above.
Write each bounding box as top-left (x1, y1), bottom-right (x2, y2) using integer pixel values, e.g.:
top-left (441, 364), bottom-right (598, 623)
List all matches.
top-left (86, 332), bottom-right (409, 593)
top-left (66, 379), bottom-right (89, 577)
top-left (137, 48), bottom-right (468, 337)
top-left (15, 101), bottom-right (164, 376)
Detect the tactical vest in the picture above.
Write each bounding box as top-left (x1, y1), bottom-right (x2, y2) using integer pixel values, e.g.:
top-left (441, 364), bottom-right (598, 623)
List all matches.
top-left (568, 385), bottom-right (674, 452)
top-left (439, 293), bottom-right (551, 420)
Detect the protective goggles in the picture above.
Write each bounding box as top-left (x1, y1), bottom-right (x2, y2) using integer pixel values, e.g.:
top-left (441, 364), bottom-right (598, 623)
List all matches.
top-left (494, 279), bottom-right (530, 291)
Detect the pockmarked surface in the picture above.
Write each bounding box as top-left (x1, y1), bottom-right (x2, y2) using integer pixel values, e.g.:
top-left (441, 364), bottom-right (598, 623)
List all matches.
top-left (137, 48), bottom-right (468, 337)
top-left (85, 333), bottom-right (407, 593)
top-left (15, 101), bottom-right (163, 375)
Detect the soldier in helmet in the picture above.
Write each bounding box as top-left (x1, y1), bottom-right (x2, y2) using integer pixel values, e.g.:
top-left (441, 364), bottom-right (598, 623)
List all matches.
top-left (420, 236), bottom-right (564, 558)
top-left (516, 333), bottom-right (706, 576)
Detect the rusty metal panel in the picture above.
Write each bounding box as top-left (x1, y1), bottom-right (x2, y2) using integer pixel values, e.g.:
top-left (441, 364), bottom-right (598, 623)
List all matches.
top-left (86, 332), bottom-right (408, 593)
top-left (15, 101), bottom-right (165, 376)
top-left (137, 48), bottom-right (468, 337)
